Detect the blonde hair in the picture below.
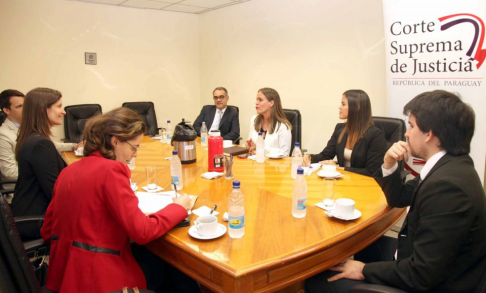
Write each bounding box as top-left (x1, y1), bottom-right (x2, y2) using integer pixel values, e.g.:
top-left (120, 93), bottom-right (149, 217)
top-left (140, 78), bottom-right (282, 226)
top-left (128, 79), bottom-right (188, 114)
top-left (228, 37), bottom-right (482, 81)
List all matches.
top-left (253, 88), bottom-right (291, 134)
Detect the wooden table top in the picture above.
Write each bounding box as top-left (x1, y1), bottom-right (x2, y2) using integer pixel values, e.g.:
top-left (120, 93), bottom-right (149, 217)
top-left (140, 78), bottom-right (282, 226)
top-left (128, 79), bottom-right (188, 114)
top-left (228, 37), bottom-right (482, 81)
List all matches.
top-left (62, 136), bottom-right (404, 293)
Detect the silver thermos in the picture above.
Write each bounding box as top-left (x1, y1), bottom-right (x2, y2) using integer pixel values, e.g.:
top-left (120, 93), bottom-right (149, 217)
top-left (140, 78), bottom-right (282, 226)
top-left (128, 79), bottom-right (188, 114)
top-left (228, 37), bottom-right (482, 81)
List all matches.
top-left (171, 119), bottom-right (197, 164)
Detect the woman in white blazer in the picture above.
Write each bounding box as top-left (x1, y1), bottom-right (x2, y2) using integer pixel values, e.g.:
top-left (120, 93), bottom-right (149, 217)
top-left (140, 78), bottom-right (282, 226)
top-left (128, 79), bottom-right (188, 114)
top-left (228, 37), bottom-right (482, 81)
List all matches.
top-left (245, 88), bottom-right (292, 156)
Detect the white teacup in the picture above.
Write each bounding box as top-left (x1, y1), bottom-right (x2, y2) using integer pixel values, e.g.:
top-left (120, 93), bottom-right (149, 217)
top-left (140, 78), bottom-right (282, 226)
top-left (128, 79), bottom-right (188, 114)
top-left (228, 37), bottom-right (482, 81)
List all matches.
top-left (334, 198), bottom-right (355, 218)
top-left (223, 140), bottom-right (233, 148)
top-left (321, 164), bottom-right (337, 176)
top-left (267, 148), bottom-right (281, 157)
top-left (194, 215), bottom-right (218, 237)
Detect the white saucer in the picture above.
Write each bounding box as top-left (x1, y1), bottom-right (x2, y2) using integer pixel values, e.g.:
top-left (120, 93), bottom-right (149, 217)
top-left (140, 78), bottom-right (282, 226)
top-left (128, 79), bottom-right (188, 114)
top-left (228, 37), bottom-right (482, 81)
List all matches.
top-left (74, 151), bottom-right (84, 157)
top-left (317, 170), bottom-right (343, 179)
top-left (141, 185), bottom-right (164, 192)
top-left (188, 223), bottom-right (227, 240)
top-left (151, 136), bottom-right (163, 140)
top-left (325, 209), bottom-right (361, 220)
top-left (266, 154), bottom-right (285, 159)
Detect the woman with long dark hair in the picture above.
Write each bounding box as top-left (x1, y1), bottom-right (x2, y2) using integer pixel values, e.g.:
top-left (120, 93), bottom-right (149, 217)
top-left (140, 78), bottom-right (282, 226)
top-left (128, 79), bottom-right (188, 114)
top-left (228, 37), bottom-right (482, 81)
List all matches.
top-left (245, 87), bottom-right (292, 156)
top-left (303, 89), bottom-right (387, 176)
top-left (12, 88), bottom-right (67, 236)
top-left (41, 107), bottom-right (195, 292)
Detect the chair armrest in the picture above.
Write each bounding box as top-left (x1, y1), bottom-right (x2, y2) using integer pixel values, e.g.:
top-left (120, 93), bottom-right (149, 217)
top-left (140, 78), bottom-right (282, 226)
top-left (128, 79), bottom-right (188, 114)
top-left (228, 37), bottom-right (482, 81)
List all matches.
top-left (24, 239), bottom-right (49, 257)
top-left (350, 284), bottom-right (409, 293)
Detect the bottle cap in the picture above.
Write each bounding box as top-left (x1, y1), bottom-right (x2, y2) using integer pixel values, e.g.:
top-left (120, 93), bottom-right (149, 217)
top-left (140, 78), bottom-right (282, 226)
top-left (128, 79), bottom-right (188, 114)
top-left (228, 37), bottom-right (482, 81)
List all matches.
top-left (297, 167), bottom-right (304, 174)
top-left (173, 150), bottom-right (178, 155)
top-left (295, 142), bottom-right (300, 147)
top-left (233, 180), bottom-right (240, 187)
top-left (258, 132), bottom-right (263, 136)
top-left (167, 120), bottom-right (170, 123)
top-left (209, 130), bottom-right (221, 136)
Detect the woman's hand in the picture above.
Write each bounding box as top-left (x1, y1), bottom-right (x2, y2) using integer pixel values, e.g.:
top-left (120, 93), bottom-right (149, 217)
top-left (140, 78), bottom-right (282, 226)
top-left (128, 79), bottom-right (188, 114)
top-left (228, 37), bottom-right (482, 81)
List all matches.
top-left (302, 155), bottom-right (311, 167)
top-left (73, 141), bottom-right (85, 151)
top-left (245, 138), bottom-right (255, 154)
top-left (173, 194), bottom-right (192, 210)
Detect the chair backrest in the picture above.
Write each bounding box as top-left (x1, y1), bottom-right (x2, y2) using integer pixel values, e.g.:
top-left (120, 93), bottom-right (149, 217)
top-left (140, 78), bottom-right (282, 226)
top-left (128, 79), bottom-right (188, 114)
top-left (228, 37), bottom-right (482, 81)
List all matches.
top-left (372, 116), bottom-right (406, 171)
top-left (227, 105), bottom-right (239, 113)
top-left (64, 104), bottom-right (102, 143)
top-left (283, 109), bottom-right (302, 154)
top-left (122, 102), bottom-right (158, 136)
top-left (0, 196), bottom-right (42, 293)
top-left (0, 111), bottom-right (6, 126)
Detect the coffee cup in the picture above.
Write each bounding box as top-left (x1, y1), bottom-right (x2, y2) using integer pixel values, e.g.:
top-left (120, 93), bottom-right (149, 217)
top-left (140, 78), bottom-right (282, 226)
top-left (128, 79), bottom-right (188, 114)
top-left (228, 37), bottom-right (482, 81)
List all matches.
top-left (321, 164), bottom-right (337, 176)
top-left (268, 148), bottom-right (281, 157)
top-left (223, 140), bottom-right (233, 148)
top-left (334, 198), bottom-right (355, 218)
top-left (194, 215), bottom-right (218, 237)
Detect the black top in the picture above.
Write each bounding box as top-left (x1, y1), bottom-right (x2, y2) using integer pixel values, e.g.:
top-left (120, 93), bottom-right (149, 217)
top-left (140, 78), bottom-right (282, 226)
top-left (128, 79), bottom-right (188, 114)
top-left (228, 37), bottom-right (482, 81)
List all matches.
top-left (11, 133), bottom-right (67, 217)
top-left (366, 154), bottom-right (486, 292)
top-left (193, 105), bottom-right (240, 141)
top-left (310, 123), bottom-right (387, 176)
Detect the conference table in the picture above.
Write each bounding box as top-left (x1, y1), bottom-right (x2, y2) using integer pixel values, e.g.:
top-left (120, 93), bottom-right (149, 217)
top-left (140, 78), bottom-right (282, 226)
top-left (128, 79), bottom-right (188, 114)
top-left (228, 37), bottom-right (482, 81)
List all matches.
top-left (62, 136), bottom-right (405, 293)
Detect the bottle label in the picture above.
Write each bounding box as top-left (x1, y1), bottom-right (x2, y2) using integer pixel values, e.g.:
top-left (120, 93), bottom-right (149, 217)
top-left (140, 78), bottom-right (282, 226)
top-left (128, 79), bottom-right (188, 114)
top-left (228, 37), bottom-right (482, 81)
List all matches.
top-left (297, 198), bottom-right (307, 210)
top-left (214, 156), bottom-right (223, 168)
top-left (201, 136), bottom-right (206, 143)
top-left (171, 176), bottom-right (179, 185)
top-left (229, 215), bottom-right (245, 229)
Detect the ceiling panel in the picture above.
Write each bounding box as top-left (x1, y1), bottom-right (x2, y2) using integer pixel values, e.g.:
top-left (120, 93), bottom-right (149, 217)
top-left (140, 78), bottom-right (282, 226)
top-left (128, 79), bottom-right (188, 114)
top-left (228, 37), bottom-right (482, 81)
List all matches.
top-left (66, 0), bottom-right (251, 14)
top-left (122, 0), bottom-right (172, 9)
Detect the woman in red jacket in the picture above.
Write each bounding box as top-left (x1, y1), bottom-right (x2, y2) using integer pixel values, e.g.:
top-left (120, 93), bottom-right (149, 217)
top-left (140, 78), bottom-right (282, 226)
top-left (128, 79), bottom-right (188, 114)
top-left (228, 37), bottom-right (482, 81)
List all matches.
top-left (41, 107), bottom-right (193, 293)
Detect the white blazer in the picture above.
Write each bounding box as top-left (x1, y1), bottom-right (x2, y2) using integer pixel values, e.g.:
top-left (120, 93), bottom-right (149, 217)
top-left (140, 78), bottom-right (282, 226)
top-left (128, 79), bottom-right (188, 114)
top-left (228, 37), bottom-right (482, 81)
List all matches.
top-left (247, 115), bottom-right (292, 156)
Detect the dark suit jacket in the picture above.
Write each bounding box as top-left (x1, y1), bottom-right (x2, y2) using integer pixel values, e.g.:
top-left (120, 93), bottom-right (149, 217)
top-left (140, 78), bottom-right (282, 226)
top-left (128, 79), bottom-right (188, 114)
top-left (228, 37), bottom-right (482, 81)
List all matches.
top-left (11, 133), bottom-right (67, 217)
top-left (365, 154), bottom-right (486, 292)
top-left (193, 105), bottom-right (240, 140)
top-left (310, 123), bottom-right (387, 176)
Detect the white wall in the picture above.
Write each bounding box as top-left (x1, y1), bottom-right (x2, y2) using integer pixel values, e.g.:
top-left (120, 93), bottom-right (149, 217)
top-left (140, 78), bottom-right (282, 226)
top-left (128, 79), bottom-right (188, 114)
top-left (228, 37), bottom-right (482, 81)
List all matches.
top-left (0, 0), bottom-right (387, 154)
top-left (199, 0), bottom-right (387, 154)
top-left (0, 0), bottom-right (200, 141)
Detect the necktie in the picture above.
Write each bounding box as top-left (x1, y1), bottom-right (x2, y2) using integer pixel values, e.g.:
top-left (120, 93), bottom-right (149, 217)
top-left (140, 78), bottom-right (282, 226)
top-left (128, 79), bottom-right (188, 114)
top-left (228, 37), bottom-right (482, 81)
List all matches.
top-left (211, 110), bottom-right (223, 131)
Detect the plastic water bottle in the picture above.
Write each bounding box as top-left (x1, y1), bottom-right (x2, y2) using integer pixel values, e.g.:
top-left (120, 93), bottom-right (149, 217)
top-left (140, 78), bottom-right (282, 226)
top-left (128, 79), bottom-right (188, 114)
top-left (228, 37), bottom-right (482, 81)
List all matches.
top-left (256, 132), bottom-right (265, 163)
top-left (170, 150), bottom-right (183, 190)
top-left (292, 167), bottom-right (307, 218)
top-left (166, 120), bottom-right (172, 140)
top-left (200, 122), bottom-right (208, 147)
top-left (228, 181), bottom-right (245, 238)
top-left (291, 142), bottom-right (303, 179)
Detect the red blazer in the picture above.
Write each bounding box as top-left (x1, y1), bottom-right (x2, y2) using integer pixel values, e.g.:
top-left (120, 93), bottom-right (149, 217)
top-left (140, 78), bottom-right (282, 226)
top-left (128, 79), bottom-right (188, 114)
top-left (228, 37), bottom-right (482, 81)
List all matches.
top-left (41, 151), bottom-right (187, 293)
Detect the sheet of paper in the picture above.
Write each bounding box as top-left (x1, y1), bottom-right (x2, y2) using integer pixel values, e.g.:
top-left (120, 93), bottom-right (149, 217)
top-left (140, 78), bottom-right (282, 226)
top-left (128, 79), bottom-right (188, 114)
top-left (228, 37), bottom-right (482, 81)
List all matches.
top-left (136, 191), bottom-right (197, 214)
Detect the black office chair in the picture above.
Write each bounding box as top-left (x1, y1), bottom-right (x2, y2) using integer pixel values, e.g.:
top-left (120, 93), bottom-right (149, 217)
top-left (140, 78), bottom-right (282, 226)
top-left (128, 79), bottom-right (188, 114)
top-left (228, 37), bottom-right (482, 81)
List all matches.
top-left (64, 104), bottom-right (102, 143)
top-left (0, 111), bottom-right (6, 126)
top-left (372, 117), bottom-right (407, 176)
top-left (0, 195), bottom-right (49, 292)
top-left (122, 102), bottom-right (160, 136)
top-left (0, 172), bottom-right (16, 201)
top-left (283, 109), bottom-right (302, 154)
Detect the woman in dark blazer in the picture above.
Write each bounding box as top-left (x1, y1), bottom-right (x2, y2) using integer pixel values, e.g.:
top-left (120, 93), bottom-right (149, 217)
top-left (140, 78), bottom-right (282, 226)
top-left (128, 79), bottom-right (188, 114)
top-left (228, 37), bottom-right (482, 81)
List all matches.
top-left (303, 90), bottom-right (387, 176)
top-left (11, 88), bottom-right (68, 239)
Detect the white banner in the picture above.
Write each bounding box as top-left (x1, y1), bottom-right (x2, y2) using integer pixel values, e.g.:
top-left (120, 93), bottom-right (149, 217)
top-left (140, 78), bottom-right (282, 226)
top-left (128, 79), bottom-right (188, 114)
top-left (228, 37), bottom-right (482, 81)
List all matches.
top-left (382, 0), bottom-right (486, 183)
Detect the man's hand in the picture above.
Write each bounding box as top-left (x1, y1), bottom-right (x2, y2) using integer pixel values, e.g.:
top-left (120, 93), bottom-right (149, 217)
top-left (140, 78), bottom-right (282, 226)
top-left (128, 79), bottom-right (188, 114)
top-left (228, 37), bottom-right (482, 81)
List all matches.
top-left (384, 141), bottom-right (411, 170)
top-left (328, 259), bottom-right (365, 282)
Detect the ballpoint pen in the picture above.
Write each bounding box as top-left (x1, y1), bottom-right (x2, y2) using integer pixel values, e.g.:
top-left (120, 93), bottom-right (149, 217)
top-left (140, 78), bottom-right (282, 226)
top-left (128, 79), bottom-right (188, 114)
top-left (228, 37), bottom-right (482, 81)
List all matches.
top-left (210, 204), bottom-right (217, 214)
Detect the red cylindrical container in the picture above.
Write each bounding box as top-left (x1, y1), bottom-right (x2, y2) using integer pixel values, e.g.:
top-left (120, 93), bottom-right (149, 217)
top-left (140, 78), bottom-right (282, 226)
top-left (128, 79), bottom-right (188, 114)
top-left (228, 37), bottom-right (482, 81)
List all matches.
top-left (208, 130), bottom-right (224, 172)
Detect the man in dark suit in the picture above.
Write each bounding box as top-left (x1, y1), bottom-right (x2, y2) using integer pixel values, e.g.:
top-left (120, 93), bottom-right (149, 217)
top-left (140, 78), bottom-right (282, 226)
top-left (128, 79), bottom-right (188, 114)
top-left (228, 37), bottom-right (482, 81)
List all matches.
top-left (306, 90), bottom-right (486, 292)
top-left (193, 87), bottom-right (240, 141)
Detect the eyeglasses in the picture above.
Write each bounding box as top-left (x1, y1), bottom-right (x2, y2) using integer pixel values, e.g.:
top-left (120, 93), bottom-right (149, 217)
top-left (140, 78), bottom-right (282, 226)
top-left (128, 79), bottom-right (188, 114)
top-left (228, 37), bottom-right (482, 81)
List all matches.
top-left (213, 95), bottom-right (227, 101)
top-left (125, 141), bottom-right (140, 154)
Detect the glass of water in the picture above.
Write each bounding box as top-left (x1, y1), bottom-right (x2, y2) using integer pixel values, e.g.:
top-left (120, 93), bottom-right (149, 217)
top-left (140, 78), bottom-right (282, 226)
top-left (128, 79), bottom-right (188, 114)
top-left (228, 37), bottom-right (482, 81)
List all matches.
top-left (322, 178), bottom-right (336, 210)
